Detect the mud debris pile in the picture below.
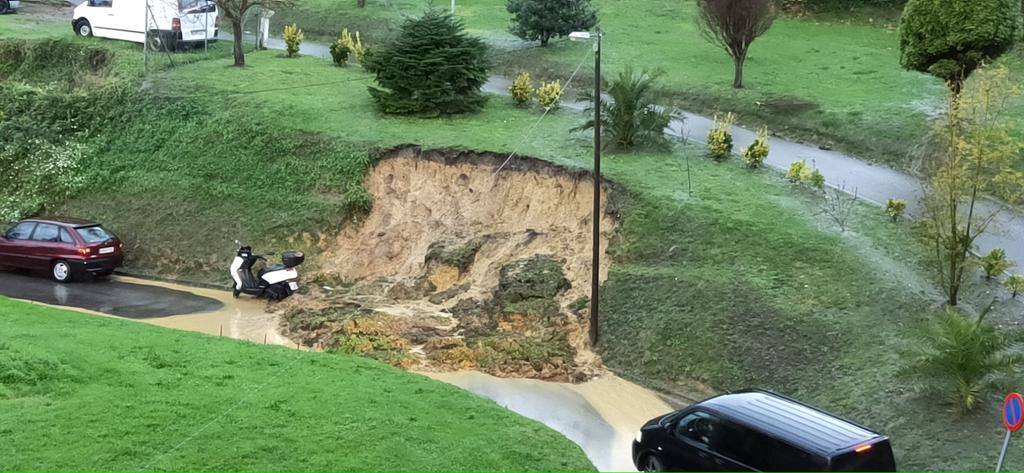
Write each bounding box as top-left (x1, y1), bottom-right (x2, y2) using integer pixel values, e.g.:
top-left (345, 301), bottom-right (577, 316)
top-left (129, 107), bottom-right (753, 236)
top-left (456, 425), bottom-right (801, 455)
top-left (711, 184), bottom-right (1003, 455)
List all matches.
top-left (279, 146), bottom-right (620, 382)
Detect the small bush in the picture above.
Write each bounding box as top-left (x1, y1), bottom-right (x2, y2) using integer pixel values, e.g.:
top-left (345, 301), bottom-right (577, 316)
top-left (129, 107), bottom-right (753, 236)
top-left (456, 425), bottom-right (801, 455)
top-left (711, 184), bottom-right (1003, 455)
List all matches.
top-left (1005, 274), bottom-right (1024, 298)
top-left (706, 112), bottom-right (736, 161)
top-left (905, 308), bottom-right (1022, 413)
top-left (340, 29), bottom-right (367, 65)
top-left (283, 24), bottom-right (305, 58)
top-left (509, 72), bottom-right (534, 107)
top-left (330, 36), bottom-right (350, 66)
top-left (741, 126), bottom-right (770, 168)
top-left (786, 160), bottom-right (806, 182)
top-left (886, 198), bottom-right (907, 222)
top-left (980, 248), bottom-right (1014, 280)
top-left (536, 80), bottom-right (562, 110)
top-left (807, 168), bottom-right (825, 190)
top-left (786, 159), bottom-right (825, 190)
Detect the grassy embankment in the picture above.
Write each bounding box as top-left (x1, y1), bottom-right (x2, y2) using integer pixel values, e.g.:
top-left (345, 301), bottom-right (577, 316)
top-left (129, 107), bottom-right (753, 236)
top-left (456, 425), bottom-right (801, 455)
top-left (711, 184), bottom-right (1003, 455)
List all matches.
top-left (2, 16), bottom-right (1022, 470)
top-left (0, 297), bottom-right (594, 470)
top-left (271, 0), bottom-right (1024, 170)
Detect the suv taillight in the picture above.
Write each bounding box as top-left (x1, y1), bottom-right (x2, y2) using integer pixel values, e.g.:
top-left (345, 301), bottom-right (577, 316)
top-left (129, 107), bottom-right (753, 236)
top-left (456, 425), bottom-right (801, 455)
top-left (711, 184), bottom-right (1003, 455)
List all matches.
top-left (171, 17), bottom-right (181, 31)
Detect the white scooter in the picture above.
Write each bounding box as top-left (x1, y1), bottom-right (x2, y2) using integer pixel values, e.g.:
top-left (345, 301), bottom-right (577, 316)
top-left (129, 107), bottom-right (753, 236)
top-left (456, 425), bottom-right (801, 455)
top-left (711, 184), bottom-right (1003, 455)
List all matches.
top-left (230, 241), bottom-right (304, 300)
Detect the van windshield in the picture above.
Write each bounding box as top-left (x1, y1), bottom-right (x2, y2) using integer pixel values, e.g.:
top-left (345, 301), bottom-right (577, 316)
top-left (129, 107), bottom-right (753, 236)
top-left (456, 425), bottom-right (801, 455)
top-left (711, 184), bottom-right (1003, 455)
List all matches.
top-left (830, 442), bottom-right (896, 472)
top-left (178, 0), bottom-right (214, 12)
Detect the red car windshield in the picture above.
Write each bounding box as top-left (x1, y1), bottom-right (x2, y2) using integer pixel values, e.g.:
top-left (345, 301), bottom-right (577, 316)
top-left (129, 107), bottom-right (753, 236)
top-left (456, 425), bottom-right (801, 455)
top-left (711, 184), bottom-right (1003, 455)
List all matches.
top-left (76, 226), bottom-right (114, 244)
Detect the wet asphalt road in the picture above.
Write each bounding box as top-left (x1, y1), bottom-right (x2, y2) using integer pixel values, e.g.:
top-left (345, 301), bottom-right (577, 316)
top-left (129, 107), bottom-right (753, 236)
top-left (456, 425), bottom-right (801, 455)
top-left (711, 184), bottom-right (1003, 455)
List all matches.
top-left (0, 270), bottom-right (223, 318)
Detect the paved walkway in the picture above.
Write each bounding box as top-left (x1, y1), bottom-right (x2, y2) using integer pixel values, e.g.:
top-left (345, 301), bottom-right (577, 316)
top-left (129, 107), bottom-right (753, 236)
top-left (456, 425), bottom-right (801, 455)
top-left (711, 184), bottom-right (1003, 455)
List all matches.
top-left (228, 34), bottom-right (1023, 268)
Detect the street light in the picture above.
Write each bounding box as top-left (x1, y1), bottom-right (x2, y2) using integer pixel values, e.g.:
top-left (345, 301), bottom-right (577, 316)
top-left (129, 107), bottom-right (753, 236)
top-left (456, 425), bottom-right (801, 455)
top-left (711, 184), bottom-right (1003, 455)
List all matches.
top-left (570, 29), bottom-right (602, 346)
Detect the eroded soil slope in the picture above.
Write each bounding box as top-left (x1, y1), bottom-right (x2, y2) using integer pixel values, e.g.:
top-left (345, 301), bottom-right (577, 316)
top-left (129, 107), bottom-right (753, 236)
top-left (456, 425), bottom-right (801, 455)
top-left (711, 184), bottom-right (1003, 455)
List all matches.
top-left (280, 146), bottom-right (620, 381)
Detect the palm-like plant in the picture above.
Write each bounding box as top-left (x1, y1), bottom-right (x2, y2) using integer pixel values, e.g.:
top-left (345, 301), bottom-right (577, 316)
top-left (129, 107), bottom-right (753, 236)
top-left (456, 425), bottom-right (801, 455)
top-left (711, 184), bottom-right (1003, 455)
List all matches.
top-left (574, 67), bottom-right (672, 151)
top-left (905, 307), bottom-right (1022, 414)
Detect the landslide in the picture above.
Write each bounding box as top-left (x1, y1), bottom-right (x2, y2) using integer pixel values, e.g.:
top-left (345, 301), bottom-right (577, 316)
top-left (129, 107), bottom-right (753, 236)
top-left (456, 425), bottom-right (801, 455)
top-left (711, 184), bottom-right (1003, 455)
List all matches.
top-left (280, 146), bottom-right (622, 382)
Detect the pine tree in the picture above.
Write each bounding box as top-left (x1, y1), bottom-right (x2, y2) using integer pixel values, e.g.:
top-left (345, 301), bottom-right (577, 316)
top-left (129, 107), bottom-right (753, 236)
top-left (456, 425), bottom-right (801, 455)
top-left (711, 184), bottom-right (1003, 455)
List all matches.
top-left (363, 10), bottom-right (491, 116)
top-left (506, 0), bottom-right (598, 46)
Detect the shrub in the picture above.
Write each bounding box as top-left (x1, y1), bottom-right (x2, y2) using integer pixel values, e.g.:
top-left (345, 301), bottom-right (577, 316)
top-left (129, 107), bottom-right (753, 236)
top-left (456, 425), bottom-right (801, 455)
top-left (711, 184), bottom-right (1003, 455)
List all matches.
top-left (574, 67), bottom-right (672, 151)
top-left (899, 0), bottom-right (1020, 91)
top-left (340, 29), bottom-right (367, 65)
top-left (886, 198), bottom-right (907, 222)
top-left (706, 112), bottom-right (736, 161)
top-left (1005, 274), bottom-right (1024, 298)
top-left (506, 0), bottom-right (598, 46)
top-left (0, 139), bottom-right (87, 221)
top-left (283, 23), bottom-right (304, 58)
top-left (905, 308), bottom-right (1022, 413)
top-left (364, 10), bottom-right (491, 116)
top-left (807, 168), bottom-right (825, 190)
top-left (536, 80), bottom-right (563, 110)
top-left (785, 160), bottom-right (806, 182)
top-left (822, 185), bottom-right (858, 232)
top-left (509, 72), bottom-right (534, 107)
top-left (980, 248), bottom-right (1014, 280)
top-left (740, 125), bottom-right (769, 168)
top-left (329, 36), bottom-right (350, 66)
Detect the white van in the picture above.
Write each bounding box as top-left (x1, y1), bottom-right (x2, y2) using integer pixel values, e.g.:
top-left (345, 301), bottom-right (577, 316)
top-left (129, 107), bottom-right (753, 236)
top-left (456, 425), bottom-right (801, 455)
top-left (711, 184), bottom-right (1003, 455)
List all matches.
top-left (72, 0), bottom-right (218, 50)
top-left (1, 0), bottom-right (21, 14)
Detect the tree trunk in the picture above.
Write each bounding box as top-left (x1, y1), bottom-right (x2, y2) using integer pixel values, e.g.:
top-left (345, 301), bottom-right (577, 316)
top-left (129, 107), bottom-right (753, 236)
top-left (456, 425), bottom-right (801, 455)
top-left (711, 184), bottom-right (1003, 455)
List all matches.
top-left (357, 0), bottom-right (365, 7)
top-left (732, 53), bottom-right (746, 89)
top-left (231, 19), bottom-right (245, 67)
top-left (540, 32), bottom-right (550, 46)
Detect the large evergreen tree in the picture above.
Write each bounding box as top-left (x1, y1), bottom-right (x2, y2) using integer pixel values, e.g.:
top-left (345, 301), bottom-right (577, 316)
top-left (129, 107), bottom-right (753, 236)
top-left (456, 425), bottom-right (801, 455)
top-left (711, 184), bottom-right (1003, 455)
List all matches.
top-left (899, 0), bottom-right (1020, 93)
top-left (506, 0), bottom-right (598, 46)
top-left (364, 10), bottom-right (491, 116)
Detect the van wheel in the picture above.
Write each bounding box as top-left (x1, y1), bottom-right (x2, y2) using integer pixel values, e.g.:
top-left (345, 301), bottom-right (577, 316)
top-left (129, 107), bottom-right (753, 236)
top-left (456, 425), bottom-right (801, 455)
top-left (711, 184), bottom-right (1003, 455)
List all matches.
top-left (76, 19), bottom-right (92, 37)
top-left (0, 1), bottom-right (10, 14)
top-left (51, 260), bottom-right (74, 283)
top-left (640, 454), bottom-right (665, 472)
top-left (147, 31), bottom-right (163, 51)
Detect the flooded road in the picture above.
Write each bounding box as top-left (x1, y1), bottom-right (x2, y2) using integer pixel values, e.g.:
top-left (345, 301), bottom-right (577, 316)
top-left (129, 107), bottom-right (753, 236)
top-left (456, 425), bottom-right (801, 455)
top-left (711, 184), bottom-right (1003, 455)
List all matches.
top-left (426, 371), bottom-right (673, 472)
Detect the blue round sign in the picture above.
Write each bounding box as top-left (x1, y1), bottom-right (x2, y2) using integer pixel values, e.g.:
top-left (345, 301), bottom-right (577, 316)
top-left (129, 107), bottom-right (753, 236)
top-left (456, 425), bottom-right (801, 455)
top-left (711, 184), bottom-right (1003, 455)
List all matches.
top-left (1004, 393), bottom-right (1023, 432)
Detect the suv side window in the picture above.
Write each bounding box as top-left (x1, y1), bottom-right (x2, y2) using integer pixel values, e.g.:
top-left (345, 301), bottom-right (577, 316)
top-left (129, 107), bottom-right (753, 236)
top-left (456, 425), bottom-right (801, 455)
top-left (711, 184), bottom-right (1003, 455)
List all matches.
top-left (6, 222), bottom-right (36, 240)
top-left (31, 224), bottom-right (60, 242)
top-left (675, 411), bottom-right (716, 447)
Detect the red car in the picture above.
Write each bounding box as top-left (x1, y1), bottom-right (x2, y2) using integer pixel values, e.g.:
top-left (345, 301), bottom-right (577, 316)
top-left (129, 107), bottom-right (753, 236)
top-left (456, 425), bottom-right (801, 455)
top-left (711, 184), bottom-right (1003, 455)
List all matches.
top-left (0, 218), bottom-right (124, 282)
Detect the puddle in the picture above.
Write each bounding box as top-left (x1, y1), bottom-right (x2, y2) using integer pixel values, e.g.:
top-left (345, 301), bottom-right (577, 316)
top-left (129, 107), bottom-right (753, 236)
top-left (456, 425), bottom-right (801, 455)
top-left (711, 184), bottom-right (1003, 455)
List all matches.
top-left (425, 371), bottom-right (672, 472)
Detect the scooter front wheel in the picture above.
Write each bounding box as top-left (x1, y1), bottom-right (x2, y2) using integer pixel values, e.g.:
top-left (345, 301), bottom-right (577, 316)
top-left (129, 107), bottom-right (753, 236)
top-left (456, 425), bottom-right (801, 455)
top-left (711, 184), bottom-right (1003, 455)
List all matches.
top-left (232, 288), bottom-right (240, 298)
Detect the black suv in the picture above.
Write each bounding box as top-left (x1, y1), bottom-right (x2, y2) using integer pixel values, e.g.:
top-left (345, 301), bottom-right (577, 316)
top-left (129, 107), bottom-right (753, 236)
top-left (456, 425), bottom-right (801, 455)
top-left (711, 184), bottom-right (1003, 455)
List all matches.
top-left (632, 390), bottom-right (896, 472)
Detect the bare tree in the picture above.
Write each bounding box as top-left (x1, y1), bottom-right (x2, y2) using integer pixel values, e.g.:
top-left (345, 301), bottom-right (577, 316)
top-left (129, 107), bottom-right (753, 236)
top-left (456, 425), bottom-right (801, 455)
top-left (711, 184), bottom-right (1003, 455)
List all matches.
top-left (821, 184), bottom-right (859, 233)
top-left (695, 0), bottom-right (775, 89)
top-left (214, 0), bottom-right (295, 66)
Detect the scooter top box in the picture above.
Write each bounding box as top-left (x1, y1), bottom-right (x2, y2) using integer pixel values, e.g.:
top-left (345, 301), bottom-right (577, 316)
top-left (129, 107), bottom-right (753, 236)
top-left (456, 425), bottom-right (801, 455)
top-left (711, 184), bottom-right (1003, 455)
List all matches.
top-left (281, 251), bottom-right (305, 268)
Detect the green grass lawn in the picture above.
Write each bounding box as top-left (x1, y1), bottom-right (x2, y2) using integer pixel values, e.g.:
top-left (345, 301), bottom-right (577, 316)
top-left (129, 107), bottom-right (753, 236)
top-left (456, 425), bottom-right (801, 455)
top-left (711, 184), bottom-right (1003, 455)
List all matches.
top-left (266, 0), bottom-right (1024, 169)
top-left (5, 32), bottom-right (1024, 470)
top-left (0, 297), bottom-right (594, 470)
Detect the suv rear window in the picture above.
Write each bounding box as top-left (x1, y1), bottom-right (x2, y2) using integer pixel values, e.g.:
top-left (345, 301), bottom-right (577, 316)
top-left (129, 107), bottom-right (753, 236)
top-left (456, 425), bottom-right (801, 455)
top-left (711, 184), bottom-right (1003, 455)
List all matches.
top-left (75, 226), bottom-right (113, 244)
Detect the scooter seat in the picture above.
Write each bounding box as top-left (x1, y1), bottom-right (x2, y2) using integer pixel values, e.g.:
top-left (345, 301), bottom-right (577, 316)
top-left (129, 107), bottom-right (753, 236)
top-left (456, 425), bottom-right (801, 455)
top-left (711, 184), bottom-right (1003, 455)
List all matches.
top-left (258, 264), bottom-right (287, 277)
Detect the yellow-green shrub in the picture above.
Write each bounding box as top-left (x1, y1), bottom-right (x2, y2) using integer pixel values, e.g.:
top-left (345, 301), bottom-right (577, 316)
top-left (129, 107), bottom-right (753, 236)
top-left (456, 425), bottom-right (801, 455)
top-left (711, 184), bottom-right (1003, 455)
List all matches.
top-left (741, 126), bottom-right (770, 168)
top-left (706, 112), bottom-right (735, 162)
top-left (340, 29), bottom-right (367, 65)
top-left (330, 35), bottom-right (350, 66)
top-left (537, 80), bottom-right (562, 109)
top-left (283, 24), bottom-right (304, 58)
top-left (509, 72), bottom-right (534, 107)
top-left (886, 198), bottom-right (907, 222)
top-left (786, 160), bottom-right (806, 182)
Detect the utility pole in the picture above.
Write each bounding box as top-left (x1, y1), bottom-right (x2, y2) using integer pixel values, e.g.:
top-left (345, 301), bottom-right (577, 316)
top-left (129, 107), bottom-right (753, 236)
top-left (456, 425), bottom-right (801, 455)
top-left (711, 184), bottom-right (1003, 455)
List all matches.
top-left (143, 0), bottom-right (149, 73)
top-left (450, 0), bottom-right (455, 14)
top-left (589, 30), bottom-right (602, 346)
